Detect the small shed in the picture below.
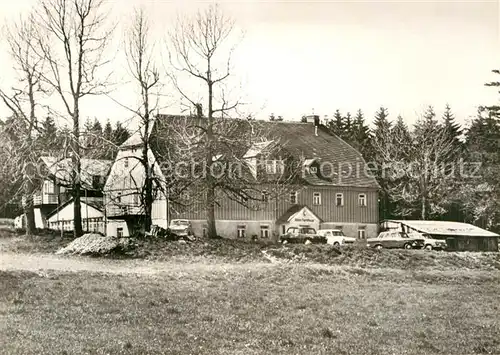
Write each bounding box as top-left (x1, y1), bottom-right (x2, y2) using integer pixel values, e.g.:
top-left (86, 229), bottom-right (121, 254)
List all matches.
top-left (381, 220), bottom-right (499, 252)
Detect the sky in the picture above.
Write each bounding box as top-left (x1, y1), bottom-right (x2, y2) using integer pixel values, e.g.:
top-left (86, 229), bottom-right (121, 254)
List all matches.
top-left (0, 0), bottom-right (499, 131)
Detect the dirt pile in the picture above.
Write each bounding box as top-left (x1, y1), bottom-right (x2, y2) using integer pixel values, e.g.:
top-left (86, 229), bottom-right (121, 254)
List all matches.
top-left (56, 233), bottom-right (133, 256)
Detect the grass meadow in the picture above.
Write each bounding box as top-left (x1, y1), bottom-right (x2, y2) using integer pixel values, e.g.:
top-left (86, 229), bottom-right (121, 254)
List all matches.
top-left (1, 263), bottom-right (499, 355)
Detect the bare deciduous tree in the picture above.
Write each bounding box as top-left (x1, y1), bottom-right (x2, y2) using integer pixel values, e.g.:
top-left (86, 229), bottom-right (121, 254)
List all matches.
top-left (166, 4), bottom-right (243, 238)
top-left (373, 118), bottom-right (460, 220)
top-left (116, 8), bottom-right (161, 233)
top-left (35, 0), bottom-right (114, 237)
top-left (165, 4), bottom-right (302, 238)
top-left (0, 14), bottom-right (47, 235)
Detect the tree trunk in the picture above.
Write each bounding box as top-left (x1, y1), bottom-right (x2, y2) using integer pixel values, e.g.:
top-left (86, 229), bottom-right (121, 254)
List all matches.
top-left (142, 113), bottom-right (153, 233)
top-left (143, 176), bottom-right (153, 233)
top-left (421, 196), bottom-right (427, 220)
top-left (206, 186), bottom-right (217, 238)
top-left (23, 137), bottom-right (36, 236)
top-left (23, 183), bottom-right (36, 236)
top-left (24, 85), bottom-right (37, 236)
top-left (206, 77), bottom-right (218, 239)
top-left (72, 108), bottom-right (83, 238)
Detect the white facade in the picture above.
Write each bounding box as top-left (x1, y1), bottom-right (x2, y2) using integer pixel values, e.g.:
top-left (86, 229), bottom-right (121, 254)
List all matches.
top-left (104, 143), bottom-right (170, 237)
top-left (47, 200), bottom-right (105, 234)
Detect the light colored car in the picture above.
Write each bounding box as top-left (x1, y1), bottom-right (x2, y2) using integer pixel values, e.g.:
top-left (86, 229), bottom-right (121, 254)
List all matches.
top-left (408, 232), bottom-right (447, 250)
top-left (317, 229), bottom-right (355, 246)
top-left (168, 219), bottom-right (193, 237)
top-left (367, 230), bottom-right (425, 249)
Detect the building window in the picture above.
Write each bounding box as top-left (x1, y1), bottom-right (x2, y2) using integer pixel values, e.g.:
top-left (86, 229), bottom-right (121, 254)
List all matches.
top-left (92, 175), bottom-right (100, 189)
top-left (260, 225), bottom-right (270, 238)
top-left (117, 192), bottom-right (122, 203)
top-left (237, 225), bottom-right (246, 238)
top-left (313, 192), bottom-right (321, 205)
top-left (290, 191), bottom-right (297, 204)
top-left (265, 160), bottom-right (285, 174)
top-left (358, 193), bottom-right (367, 207)
top-left (336, 193), bottom-right (344, 206)
top-left (262, 191), bottom-right (269, 202)
top-left (265, 160), bottom-right (276, 174)
top-left (124, 158), bottom-right (129, 168)
top-left (358, 227), bottom-right (366, 239)
top-left (43, 180), bottom-right (55, 194)
top-left (117, 227), bottom-right (123, 238)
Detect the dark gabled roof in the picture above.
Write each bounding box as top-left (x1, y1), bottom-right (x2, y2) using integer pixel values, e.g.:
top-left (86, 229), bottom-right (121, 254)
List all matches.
top-left (40, 156), bottom-right (112, 189)
top-left (130, 114), bottom-right (380, 189)
top-left (276, 205), bottom-right (305, 224)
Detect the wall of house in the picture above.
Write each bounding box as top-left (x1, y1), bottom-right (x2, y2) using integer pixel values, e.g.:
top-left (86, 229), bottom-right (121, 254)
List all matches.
top-left (173, 186), bottom-right (378, 222)
top-left (320, 222), bottom-right (378, 239)
top-left (152, 196), bottom-right (168, 229)
top-left (106, 220), bottom-right (130, 237)
top-left (34, 208), bottom-right (46, 229)
top-left (104, 147), bottom-right (168, 222)
top-left (280, 186), bottom-right (379, 224)
top-left (190, 219), bottom-right (277, 240)
top-left (46, 202), bottom-right (105, 234)
top-left (171, 185), bottom-right (379, 239)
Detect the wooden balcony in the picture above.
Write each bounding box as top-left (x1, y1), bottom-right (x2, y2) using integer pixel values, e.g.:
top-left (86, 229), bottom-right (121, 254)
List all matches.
top-left (106, 205), bottom-right (143, 218)
top-left (33, 193), bottom-right (58, 206)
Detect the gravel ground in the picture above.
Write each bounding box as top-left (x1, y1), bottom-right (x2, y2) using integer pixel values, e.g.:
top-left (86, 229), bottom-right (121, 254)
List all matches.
top-left (0, 251), bottom-right (275, 275)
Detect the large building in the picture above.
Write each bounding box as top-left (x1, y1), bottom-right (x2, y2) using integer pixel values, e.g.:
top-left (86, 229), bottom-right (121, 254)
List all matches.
top-left (104, 114), bottom-right (380, 240)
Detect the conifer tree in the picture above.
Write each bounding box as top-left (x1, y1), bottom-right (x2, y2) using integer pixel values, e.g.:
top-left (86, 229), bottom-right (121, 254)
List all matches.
top-left (351, 109), bottom-right (372, 160)
top-left (103, 120), bottom-right (113, 142)
top-left (442, 104), bottom-right (462, 146)
top-left (328, 109), bottom-right (344, 137)
top-left (371, 106), bottom-right (392, 220)
top-left (113, 121), bottom-right (130, 146)
top-left (343, 112), bottom-right (353, 142)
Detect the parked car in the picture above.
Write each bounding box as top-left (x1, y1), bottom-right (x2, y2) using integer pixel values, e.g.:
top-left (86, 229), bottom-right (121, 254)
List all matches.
top-left (280, 226), bottom-right (327, 244)
top-left (317, 229), bottom-right (356, 246)
top-left (408, 232), bottom-right (447, 250)
top-left (367, 230), bottom-right (425, 249)
top-left (168, 219), bottom-right (194, 237)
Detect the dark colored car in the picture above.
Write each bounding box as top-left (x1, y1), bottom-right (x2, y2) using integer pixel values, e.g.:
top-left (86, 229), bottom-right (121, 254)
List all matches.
top-left (280, 226), bottom-right (327, 244)
top-left (367, 230), bottom-right (425, 249)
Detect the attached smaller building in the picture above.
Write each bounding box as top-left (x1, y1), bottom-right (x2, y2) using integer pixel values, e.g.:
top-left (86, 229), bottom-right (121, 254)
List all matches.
top-left (47, 198), bottom-right (105, 234)
top-left (381, 220), bottom-right (499, 252)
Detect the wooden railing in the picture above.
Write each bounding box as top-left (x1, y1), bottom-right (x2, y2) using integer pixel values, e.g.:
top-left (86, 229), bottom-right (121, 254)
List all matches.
top-left (33, 193), bottom-right (58, 206)
top-left (106, 205), bottom-right (143, 217)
